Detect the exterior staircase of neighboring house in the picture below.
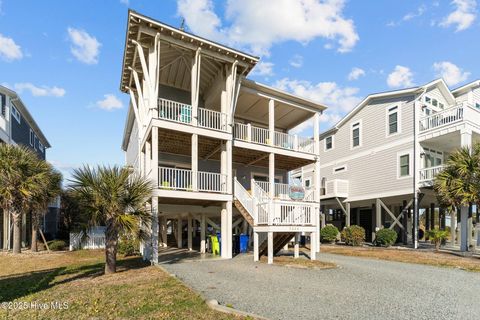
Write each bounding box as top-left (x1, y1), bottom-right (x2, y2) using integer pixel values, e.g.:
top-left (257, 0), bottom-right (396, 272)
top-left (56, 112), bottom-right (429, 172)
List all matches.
top-left (233, 178), bottom-right (314, 258)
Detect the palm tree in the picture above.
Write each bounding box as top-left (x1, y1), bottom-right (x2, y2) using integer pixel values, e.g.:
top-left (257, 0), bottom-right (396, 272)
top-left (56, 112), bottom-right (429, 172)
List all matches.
top-left (0, 144), bottom-right (48, 254)
top-left (434, 143), bottom-right (480, 250)
top-left (30, 165), bottom-right (63, 252)
top-left (69, 165), bottom-right (153, 274)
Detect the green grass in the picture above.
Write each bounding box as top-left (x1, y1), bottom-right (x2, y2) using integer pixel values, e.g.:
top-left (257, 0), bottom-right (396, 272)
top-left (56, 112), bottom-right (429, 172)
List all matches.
top-left (0, 250), bottom-right (241, 319)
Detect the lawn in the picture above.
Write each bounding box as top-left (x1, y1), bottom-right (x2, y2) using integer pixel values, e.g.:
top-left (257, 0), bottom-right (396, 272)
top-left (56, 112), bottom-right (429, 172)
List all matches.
top-left (0, 250), bottom-right (241, 320)
top-left (319, 244), bottom-right (480, 272)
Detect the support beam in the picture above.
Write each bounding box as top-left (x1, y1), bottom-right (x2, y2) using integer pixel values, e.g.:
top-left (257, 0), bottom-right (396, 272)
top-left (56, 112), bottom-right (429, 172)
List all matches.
top-left (375, 198), bottom-right (382, 234)
top-left (402, 200), bottom-right (408, 244)
top-left (177, 218), bottom-right (183, 248)
top-left (191, 48), bottom-right (201, 126)
top-left (425, 207), bottom-right (430, 231)
top-left (450, 209), bottom-right (457, 246)
top-left (200, 214), bottom-right (206, 254)
top-left (187, 216), bottom-right (193, 251)
top-left (310, 232), bottom-right (316, 260)
top-left (192, 134), bottom-right (198, 191)
top-left (430, 203), bottom-right (435, 230)
top-left (267, 231), bottom-right (273, 264)
top-left (345, 202), bottom-right (351, 227)
top-left (460, 206), bottom-right (469, 252)
top-left (160, 216), bottom-right (167, 248)
top-left (294, 233), bottom-right (300, 259)
top-left (269, 153), bottom-right (275, 198)
top-left (151, 127), bottom-right (159, 187)
top-left (206, 217), bottom-right (220, 231)
top-left (253, 232), bottom-right (259, 262)
top-left (268, 99), bottom-right (275, 146)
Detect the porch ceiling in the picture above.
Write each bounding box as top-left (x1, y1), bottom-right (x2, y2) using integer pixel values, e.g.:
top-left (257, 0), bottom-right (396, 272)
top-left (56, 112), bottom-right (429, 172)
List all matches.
top-left (232, 146), bottom-right (314, 171)
top-left (158, 197), bottom-right (223, 207)
top-left (158, 129), bottom-right (222, 160)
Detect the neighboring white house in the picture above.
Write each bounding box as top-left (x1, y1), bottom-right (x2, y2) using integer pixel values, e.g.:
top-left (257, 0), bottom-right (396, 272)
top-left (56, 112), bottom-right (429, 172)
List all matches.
top-left (120, 10), bottom-right (326, 264)
top-left (292, 79), bottom-right (480, 251)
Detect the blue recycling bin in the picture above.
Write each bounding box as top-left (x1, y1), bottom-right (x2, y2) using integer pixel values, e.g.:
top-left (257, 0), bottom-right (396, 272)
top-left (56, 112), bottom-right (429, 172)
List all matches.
top-left (239, 234), bottom-right (249, 253)
top-left (216, 232), bottom-right (221, 255)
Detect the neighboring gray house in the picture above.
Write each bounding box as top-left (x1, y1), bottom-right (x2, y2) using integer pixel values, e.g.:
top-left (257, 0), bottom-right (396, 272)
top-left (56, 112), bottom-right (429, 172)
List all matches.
top-left (0, 85), bottom-right (53, 250)
top-left (292, 79), bottom-right (479, 250)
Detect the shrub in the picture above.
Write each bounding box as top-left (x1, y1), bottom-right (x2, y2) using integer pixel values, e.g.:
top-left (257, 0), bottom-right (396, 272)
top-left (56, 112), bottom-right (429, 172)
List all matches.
top-left (320, 224), bottom-right (339, 243)
top-left (374, 228), bottom-right (398, 247)
top-left (426, 228), bottom-right (449, 251)
top-left (118, 237), bottom-right (139, 256)
top-left (47, 239), bottom-right (67, 251)
top-left (341, 225), bottom-right (365, 246)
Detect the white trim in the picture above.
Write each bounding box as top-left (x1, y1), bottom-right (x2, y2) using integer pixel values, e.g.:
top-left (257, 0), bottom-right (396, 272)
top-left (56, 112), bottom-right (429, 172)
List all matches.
top-left (29, 129), bottom-right (34, 147)
top-left (346, 188), bottom-right (414, 202)
top-left (333, 165), bottom-right (347, 174)
top-left (386, 104), bottom-right (401, 137)
top-left (350, 120), bottom-right (362, 149)
top-left (304, 177), bottom-right (312, 188)
top-left (324, 135), bottom-right (334, 151)
top-left (397, 150), bottom-right (413, 179)
top-left (11, 104), bottom-right (20, 123)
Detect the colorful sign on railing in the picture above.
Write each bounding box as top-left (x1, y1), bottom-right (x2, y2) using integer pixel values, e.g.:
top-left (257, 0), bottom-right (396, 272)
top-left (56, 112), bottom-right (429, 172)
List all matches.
top-left (289, 185), bottom-right (305, 201)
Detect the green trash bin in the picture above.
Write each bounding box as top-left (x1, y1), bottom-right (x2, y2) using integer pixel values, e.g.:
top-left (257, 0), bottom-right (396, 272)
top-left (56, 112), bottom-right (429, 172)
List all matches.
top-left (210, 235), bottom-right (220, 255)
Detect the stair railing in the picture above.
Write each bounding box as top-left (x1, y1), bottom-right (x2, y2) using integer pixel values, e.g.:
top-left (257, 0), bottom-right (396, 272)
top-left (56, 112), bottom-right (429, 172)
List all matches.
top-left (234, 177), bottom-right (255, 222)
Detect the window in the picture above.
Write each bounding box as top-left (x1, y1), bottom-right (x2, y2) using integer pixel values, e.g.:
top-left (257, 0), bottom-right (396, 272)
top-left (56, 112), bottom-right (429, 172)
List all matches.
top-left (11, 105), bottom-right (20, 123)
top-left (425, 96), bottom-right (431, 103)
top-left (0, 93), bottom-right (5, 117)
top-left (439, 102), bottom-right (444, 110)
top-left (476, 103), bottom-right (480, 109)
top-left (399, 154), bottom-right (410, 177)
top-left (325, 135), bottom-right (333, 150)
top-left (29, 129), bottom-right (34, 146)
top-left (351, 122), bottom-right (361, 148)
top-left (387, 106), bottom-right (399, 135)
top-left (432, 99), bottom-right (438, 107)
top-left (38, 142), bottom-right (44, 153)
top-left (304, 178), bottom-right (311, 188)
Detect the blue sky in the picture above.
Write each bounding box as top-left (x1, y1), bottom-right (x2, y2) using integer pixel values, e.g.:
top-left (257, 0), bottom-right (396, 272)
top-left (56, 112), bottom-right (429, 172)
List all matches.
top-left (0, 0), bottom-right (479, 179)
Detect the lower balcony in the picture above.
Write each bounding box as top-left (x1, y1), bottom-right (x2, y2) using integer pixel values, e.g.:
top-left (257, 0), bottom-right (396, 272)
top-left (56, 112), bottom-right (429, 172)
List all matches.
top-left (419, 165), bottom-right (445, 186)
top-left (254, 181), bottom-right (316, 202)
top-left (158, 167), bottom-right (227, 193)
top-left (320, 179), bottom-right (349, 199)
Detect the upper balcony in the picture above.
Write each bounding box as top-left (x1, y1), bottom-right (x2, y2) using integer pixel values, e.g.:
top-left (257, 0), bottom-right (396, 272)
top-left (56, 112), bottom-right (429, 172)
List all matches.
top-left (158, 98), bottom-right (228, 132)
top-left (233, 122), bottom-right (315, 154)
top-left (419, 102), bottom-right (480, 136)
top-left (418, 165), bottom-right (445, 187)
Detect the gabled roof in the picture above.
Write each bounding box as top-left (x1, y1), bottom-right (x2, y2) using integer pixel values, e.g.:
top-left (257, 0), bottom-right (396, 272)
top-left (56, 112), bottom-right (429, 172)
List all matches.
top-left (321, 78), bottom-right (454, 136)
top-left (451, 79), bottom-right (480, 96)
top-left (0, 85), bottom-right (51, 148)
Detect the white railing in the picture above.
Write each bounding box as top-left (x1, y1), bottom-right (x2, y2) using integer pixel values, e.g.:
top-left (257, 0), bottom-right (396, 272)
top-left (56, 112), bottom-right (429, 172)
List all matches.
top-left (158, 98), bottom-right (192, 124)
top-left (198, 108), bottom-right (228, 131)
top-left (159, 167), bottom-right (193, 191)
top-left (252, 126), bottom-right (270, 145)
top-left (323, 179), bottom-right (349, 198)
top-left (255, 180), bottom-right (316, 202)
top-left (419, 165), bottom-right (445, 183)
top-left (419, 105), bottom-right (463, 132)
top-left (233, 122), bottom-right (316, 154)
top-left (69, 227), bottom-right (106, 251)
top-left (159, 167), bottom-right (225, 193)
top-left (198, 171), bottom-right (226, 193)
top-left (234, 178), bottom-right (254, 218)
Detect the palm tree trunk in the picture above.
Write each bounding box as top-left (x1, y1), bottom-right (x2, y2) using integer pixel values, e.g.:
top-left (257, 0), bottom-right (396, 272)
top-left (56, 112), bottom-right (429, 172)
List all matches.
top-left (31, 218), bottom-right (38, 252)
top-left (105, 224), bottom-right (118, 274)
top-left (12, 211), bottom-right (22, 254)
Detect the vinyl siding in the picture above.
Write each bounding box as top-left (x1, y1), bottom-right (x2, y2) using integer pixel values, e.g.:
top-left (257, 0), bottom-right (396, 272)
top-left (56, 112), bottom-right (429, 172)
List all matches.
top-left (10, 103), bottom-right (45, 160)
top-left (125, 120), bottom-right (140, 169)
top-left (317, 94), bottom-right (416, 200)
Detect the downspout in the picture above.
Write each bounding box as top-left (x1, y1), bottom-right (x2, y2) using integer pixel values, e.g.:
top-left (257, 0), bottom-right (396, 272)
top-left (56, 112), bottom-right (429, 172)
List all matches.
top-left (413, 88), bottom-right (426, 249)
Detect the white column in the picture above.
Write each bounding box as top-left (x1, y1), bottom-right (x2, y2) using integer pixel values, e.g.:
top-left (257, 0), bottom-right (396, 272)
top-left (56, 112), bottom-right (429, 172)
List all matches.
top-left (200, 214), bottom-right (206, 253)
top-left (226, 140), bottom-right (233, 194)
top-left (310, 232), bottom-right (317, 260)
top-left (294, 233), bottom-right (300, 259)
top-left (314, 113), bottom-right (321, 252)
top-left (269, 153), bottom-right (275, 198)
top-left (148, 45), bottom-right (159, 118)
top-left (267, 231), bottom-right (274, 264)
top-left (226, 201), bottom-right (233, 258)
top-left (460, 206), bottom-right (469, 251)
top-left (269, 99), bottom-right (275, 146)
top-left (192, 134), bottom-right (198, 191)
top-left (345, 202), bottom-right (351, 227)
top-left (177, 218), bottom-right (183, 248)
top-left (151, 197), bottom-right (159, 263)
top-left (145, 140), bottom-right (151, 178)
top-left (187, 215), bottom-right (193, 251)
top-left (160, 216), bottom-right (167, 248)
top-left (450, 209), bottom-right (457, 246)
top-left (253, 231), bottom-right (259, 262)
top-left (191, 49), bottom-right (201, 126)
top-left (151, 127), bottom-right (159, 187)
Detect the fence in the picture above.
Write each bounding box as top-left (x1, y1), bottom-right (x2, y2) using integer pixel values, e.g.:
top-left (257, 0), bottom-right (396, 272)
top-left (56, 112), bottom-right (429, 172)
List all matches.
top-left (69, 227), bottom-right (106, 250)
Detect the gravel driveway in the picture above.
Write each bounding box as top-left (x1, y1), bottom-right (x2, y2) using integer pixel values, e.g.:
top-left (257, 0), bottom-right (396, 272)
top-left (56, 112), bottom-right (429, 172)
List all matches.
top-left (159, 252), bottom-right (480, 320)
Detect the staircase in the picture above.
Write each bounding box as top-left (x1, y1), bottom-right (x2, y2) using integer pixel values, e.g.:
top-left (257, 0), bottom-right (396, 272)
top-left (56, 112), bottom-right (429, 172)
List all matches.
top-left (234, 178), bottom-right (305, 257)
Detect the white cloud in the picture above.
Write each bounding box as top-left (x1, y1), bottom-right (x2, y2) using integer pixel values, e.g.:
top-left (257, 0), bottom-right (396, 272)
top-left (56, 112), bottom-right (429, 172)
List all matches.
top-left (433, 61), bottom-right (470, 86)
top-left (387, 65), bottom-right (414, 88)
top-left (120, 0), bottom-right (129, 4)
top-left (289, 54), bottom-right (303, 68)
top-left (250, 61), bottom-right (274, 77)
top-left (13, 83), bottom-right (65, 97)
top-left (177, 0), bottom-right (359, 56)
top-left (403, 5), bottom-right (426, 21)
top-left (276, 78), bottom-right (361, 131)
top-left (96, 94), bottom-right (123, 111)
top-left (0, 33), bottom-right (23, 62)
top-left (440, 0), bottom-right (477, 31)
top-left (67, 27), bottom-right (101, 64)
top-left (347, 67), bottom-right (365, 81)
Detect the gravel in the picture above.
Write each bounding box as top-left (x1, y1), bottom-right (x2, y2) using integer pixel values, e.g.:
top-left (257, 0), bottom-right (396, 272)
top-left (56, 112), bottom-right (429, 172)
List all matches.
top-left (159, 252), bottom-right (480, 320)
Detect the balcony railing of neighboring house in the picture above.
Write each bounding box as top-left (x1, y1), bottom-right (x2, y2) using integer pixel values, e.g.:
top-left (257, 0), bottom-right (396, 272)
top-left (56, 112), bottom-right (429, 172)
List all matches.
top-left (321, 179), bottom-right (349, 199)
top-left (233, 122), bottom-right (316, 154)
top-left (158, 166), bottom-right (226, 193)
top-left (255, 180), bottom-right (317, 202)
top-left (419, 102), bottom-right (480, 133)
top-left (419, 165), bottom-right (445, 183)
top-left (157, 98), bottom-right (228, 132)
